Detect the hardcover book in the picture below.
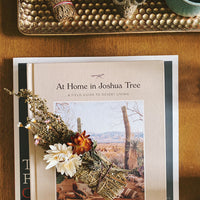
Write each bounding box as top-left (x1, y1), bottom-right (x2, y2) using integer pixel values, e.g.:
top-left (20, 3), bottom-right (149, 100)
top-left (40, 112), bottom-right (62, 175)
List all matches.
top-left (13, 56), bottom-right (179, 200)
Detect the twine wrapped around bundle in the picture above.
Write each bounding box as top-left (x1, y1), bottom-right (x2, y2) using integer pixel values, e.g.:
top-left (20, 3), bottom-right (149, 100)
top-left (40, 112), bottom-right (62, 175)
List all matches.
top-left (76, 152), bottom-right (127, 200)
top-left (5, 89), bottom-right (127, 200)
top-left (4, 89), bottom-right (74, 149)
top-left (113, 0), bottom-right (146, 18)
top-left (48, 0), bottom-right (77, 22)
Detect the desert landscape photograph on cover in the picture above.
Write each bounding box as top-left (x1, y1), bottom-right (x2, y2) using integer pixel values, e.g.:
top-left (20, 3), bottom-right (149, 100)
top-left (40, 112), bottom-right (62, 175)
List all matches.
top-left (54, 100), bottom-right (144, 200)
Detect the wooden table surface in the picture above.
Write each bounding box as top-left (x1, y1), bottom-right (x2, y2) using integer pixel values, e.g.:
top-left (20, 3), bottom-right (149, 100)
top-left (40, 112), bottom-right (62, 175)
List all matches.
top-left (0, 1), bottom-right (200, 200)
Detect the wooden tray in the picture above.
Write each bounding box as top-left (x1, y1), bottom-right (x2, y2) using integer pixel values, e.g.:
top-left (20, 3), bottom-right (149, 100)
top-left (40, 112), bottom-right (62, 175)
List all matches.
top-left (18, 0), bottom-right (200, 35)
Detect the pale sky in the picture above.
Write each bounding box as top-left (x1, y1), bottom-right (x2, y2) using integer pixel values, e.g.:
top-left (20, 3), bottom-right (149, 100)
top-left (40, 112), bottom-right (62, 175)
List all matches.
top-left (54, 100), bottom-right (144, 134)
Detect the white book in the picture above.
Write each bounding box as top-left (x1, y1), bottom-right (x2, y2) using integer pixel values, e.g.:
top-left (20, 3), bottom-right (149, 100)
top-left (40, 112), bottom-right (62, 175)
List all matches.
top-left (13, 56), bottom-right (179, 200)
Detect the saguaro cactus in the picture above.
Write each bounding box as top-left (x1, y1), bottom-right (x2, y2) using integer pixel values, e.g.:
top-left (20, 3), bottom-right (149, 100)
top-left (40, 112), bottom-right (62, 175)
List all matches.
top-left (77, 117), bottom-right (82, 133)
top-left (121, 106), bottom-right (131, 169)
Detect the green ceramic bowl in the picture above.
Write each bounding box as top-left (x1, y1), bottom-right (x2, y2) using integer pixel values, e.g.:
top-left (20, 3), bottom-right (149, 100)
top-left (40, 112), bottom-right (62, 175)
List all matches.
top-left (165, 0), bottom-right (200, 17)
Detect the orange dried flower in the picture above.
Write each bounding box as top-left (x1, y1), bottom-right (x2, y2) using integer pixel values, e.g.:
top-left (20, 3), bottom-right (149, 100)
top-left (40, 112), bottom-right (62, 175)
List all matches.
top-left (68, 131), bottom-right (93, 155)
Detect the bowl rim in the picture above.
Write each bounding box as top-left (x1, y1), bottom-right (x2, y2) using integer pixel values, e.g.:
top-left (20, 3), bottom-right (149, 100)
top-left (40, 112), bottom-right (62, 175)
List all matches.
top-left (183, 0), bottom-right (200, 6)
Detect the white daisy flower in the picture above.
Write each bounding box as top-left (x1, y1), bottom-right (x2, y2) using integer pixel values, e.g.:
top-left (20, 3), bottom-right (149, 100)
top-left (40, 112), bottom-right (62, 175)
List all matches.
top-left (34, 135), bottom-right (40, 140)
top-left (25, 124), bottom-right (31, 129)
top-left (17, 122), bottom-right (23, 127)
top-left (43, 144), bottom-right (82, 177)
top-left (31, 118), bottom-right (36, 123)
top-left (46, 125), bottom-right (52, 131)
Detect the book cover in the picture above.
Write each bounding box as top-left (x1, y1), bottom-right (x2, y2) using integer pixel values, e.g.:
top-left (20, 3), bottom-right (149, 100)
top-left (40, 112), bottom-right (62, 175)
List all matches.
top-left (18, 64), bottom-right (31, 200)
top-left (13, 56), bottom-right (179, 200)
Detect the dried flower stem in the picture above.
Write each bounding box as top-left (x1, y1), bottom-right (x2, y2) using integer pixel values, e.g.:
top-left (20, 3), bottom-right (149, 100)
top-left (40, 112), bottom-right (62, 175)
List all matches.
top-left (5, 88), bottom-right (127, 199)
top-left (5, 88), bottom-right (74, 149)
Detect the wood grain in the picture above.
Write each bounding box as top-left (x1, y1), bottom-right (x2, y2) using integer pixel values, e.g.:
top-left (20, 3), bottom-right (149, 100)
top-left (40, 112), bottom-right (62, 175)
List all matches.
top-left (0, 1), bottom-right (200, 200)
